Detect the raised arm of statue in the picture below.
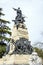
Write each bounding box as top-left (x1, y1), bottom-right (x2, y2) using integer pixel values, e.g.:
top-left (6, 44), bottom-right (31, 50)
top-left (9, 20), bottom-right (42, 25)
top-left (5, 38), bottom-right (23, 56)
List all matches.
top-left (13, 8), bottom-right (17, 11)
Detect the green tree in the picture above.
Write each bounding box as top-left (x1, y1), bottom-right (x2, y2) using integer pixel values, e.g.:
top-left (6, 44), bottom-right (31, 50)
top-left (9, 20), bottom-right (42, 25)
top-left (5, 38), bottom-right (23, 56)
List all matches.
top-left (34, 47), bottom-right (43, 59)
top-left (0, 8), bottom-right (11, 58)
top-left (0, 43), bottom-right (6, 58)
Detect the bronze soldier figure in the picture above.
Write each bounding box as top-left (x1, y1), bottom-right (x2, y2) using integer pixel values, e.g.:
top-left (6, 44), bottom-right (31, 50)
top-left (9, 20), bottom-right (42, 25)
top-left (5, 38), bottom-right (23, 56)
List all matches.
top-left (12, 7), bottom-right (25, 29)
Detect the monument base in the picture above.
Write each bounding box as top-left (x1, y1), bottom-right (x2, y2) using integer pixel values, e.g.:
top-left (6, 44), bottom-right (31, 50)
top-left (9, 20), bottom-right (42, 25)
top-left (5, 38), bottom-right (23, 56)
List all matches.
top-left (0, 54), bottom-right (31, 65)
top-left (0, 52), bottom-right (42, 65)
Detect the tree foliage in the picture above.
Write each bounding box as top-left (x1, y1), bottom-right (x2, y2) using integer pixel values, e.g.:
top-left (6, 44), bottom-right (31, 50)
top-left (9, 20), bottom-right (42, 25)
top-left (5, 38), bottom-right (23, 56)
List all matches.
top-left (34, 47), bottom-right (43, 59)
top-left (0, 8), bottom-right (11, 58)
top-left (0, 8), bottom-right (11, 42)
top-left (0, 44), bottom-right (6, 58)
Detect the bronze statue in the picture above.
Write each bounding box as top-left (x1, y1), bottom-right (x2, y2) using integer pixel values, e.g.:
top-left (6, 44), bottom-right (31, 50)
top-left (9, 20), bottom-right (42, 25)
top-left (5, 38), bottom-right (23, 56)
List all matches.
top-left (13, 7), bottom-right (22, 18)
top-left (12, 7), bottom-right (25, 29)
top-left (12, 38), bottom-right (33, 54)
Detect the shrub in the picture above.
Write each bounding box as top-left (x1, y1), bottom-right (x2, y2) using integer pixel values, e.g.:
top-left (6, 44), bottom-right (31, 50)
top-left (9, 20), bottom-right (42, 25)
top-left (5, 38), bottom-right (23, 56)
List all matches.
top-left (0, 44), bottom-right (6, 58)
top-left (34, 47), bottom-right (43, 59)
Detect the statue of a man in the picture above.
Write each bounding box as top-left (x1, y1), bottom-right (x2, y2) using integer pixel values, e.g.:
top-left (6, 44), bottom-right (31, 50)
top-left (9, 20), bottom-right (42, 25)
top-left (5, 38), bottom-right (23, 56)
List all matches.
top-left (12, 7), bottom-right (25, 29)
top-left (13, 7), bottom-right (22, 17)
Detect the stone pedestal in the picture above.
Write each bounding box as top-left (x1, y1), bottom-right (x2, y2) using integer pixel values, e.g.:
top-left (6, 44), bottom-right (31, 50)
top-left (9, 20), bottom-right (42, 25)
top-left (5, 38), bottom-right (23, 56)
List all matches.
top-left (4, 23), bottom-right (32, 65)
top-left (9, 23), bottom-right (30, 54)
top-left (0, 52), bottom-right (42, 65)
top-left (12, 23), bottom-right (29, 41)
top-left (2, 54), bottom-right (31, 65)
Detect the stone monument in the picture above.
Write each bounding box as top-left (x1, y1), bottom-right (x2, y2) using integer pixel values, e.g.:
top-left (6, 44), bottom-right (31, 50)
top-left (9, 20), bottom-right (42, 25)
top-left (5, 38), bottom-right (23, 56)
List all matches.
top-left (0, 7), bottom-right (42, 65)
top-left (9, 7), bottom-right (33, 55)
top-left (6, 7), bottom-right (33, 65)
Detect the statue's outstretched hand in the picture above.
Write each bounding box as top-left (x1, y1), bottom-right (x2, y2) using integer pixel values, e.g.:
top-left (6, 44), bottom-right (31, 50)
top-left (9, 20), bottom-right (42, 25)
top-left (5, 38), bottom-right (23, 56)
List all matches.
top-left (13, 8), bottom-right (17, 11)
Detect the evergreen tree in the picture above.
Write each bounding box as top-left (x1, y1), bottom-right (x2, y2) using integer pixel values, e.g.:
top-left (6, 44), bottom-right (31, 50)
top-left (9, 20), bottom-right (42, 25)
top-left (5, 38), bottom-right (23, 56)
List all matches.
top-left (0, 8), bottom-right (11, 57)
top-left (0, 8), bottom-right (11, 43)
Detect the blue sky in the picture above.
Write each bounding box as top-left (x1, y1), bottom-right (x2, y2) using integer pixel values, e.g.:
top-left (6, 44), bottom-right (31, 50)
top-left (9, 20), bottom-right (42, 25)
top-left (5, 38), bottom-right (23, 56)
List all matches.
top-left (0, 0), bottom-right (43, 44)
